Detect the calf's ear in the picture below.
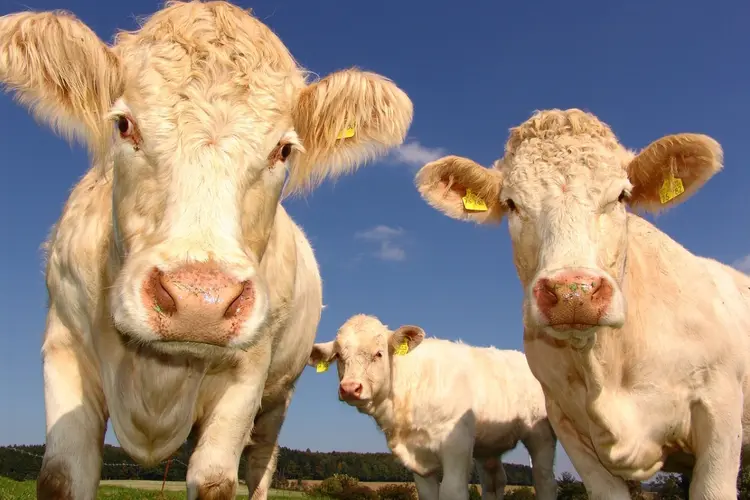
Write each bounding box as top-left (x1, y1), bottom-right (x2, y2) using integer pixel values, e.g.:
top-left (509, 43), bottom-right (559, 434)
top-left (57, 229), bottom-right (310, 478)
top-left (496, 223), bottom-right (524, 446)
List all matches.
top-left (415, 155), bottom-right (506, 225)
top-left (389, 325), bottom-right (425, 355)
top-left (626, 134), bottom-right (723, 213)
top-left (308, 341), bottom-right (336, 366)
top-left (287, 68), bottom-right (413, 195)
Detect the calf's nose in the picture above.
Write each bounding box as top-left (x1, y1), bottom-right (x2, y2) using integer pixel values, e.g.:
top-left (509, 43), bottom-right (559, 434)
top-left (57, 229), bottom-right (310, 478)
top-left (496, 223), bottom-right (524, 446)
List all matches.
top-left (143, 261), bottom-right (255, 344)
top-left (339, 380), bottom-right (363, 400)
top-left (532, 269), bottom-right (613, 330)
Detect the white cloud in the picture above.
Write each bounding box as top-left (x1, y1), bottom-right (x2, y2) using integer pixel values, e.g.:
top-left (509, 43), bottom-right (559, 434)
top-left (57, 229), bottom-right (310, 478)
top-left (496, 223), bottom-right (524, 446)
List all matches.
top-left (390, 141), bottom-right (445, 169)
top-left (354, 225), bottom-right (407, 262)
top-left (733, 254), bottom-right (750, 273)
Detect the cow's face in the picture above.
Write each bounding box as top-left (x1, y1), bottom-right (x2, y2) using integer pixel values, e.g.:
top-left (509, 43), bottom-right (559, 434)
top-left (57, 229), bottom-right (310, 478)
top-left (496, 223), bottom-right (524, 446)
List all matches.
top-left (416, 109), bottom-right (722, 343)
top-left (308, 315), bottom-right (424, 408)
top-left (0, 2), bottom-right (412, 358)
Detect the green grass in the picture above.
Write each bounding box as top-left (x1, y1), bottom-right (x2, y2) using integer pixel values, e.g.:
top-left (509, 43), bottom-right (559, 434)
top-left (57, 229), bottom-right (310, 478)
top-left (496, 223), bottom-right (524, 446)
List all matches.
top-left (0, 477), bottom-right (311, 499)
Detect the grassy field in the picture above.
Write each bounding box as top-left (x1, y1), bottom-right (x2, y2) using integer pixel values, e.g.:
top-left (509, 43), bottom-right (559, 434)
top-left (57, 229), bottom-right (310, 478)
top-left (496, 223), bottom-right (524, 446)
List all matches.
top-left (0, 477), bottom-right (309, 499)
top-left (0, 477), bottom-right (536, 498)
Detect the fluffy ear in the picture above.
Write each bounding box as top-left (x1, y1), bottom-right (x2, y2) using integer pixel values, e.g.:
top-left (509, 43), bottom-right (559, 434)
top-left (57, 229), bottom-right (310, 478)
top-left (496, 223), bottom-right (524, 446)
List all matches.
top-left (0, 11), bottom-right (123, 156)
top-left (389, 325), bottom-right (425, 355)
top-left (308, 341), bottom-right (337, 367)
top-left (626, 133), bottom-right (723, 213)
top-left (287, 68), bottom-right (413, 194)
top-left (415, 155), bottom-right (506, 225)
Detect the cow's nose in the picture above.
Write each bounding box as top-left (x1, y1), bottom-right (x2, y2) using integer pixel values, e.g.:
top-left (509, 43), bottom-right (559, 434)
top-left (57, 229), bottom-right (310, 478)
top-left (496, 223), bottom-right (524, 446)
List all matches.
top-left (532, 269), bottom-right (612, 330)
top-left (143, 262), bottom-right (255, 344)
top-left (339, 380), bottom-right (363, 400)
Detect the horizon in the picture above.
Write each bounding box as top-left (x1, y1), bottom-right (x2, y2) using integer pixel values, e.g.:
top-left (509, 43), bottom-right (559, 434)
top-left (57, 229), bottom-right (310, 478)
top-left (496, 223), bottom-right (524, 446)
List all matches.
top-left (1, 0), bottom-right (749, 483)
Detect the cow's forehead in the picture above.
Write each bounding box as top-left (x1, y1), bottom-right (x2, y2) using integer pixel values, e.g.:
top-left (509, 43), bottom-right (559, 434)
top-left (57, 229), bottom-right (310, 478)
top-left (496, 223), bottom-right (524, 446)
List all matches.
top-left (502, 136), bottom-right (628, 193)
top-left (113, 1), bottom-right (305, 135)
top-left (336, 315), bottom-right (389, 353)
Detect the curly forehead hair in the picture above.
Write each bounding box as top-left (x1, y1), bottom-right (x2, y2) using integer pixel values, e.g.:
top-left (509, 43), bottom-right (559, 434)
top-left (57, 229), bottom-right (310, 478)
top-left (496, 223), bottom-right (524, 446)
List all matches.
top-left (504, 108), bottom-right (624, 158)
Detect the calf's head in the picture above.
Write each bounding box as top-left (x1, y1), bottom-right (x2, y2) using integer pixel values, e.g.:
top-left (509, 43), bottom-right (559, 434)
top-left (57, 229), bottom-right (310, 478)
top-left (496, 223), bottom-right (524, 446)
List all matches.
top-left (0, 2), bottom-right (412, 354)
top-left (308, 314), bottom-right (424, 406)
top-left (416, 109), bottom-right (722, 341)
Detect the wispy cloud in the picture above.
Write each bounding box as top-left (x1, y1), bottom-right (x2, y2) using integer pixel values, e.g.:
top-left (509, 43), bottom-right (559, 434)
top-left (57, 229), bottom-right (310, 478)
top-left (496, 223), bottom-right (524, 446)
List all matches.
top-left (354, 225), bottom-right (407, 262)
top-left (390, 141), bottom-right (445, 169)
top-left (733, 254), bottom-right (750, 273)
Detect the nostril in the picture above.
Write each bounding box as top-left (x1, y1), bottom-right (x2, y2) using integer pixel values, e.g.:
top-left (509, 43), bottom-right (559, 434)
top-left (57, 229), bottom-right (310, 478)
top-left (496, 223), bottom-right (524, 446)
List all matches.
top-left (540, 279), bottom-right (560, 305)
top-left (353, 384), bottom-right (362, 396)
top-left (224, 281), bottom-right (254, 319)
top-left (589, 278), bottom-right (604, 297)
top-left (154, 271), bottom-right (177, 314)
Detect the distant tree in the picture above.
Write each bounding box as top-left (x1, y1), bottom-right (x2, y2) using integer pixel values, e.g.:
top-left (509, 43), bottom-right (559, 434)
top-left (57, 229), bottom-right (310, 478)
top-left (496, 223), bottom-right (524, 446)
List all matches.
top-left (557, 472), bottom-right (588, 500)
top-left (651, 474), bottom-right (684, 500)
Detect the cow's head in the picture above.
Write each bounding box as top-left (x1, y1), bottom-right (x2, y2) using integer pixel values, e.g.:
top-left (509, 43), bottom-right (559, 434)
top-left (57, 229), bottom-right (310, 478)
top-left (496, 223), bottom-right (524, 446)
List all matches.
top-left (0, 2), bottom-right (412, 355)
top-left (308, 314), bottom-right (424, 407)
top-left (415, 109), bottom-right (722, 343)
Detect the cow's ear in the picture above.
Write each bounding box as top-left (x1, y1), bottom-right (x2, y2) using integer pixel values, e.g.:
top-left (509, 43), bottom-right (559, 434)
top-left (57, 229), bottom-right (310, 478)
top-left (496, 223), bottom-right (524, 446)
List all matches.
top-left (389, 325), bottom-right (425, 355)
top-left (626, 134), bottom-right (723, 213)
top-left (287, 69), bottom-right (413, 195)
top-left (308, 341), bottom-right (336, 367)
top-left (415, 155), bottom-right (506, 225)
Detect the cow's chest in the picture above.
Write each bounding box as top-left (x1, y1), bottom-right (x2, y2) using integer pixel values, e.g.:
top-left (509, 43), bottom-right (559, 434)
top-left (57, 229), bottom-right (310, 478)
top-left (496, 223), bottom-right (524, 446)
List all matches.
top-left (385, 426), bottom-right (442, 477)
top-left (102, 352), bottom-right (208, 466)
top-left (524, 334), bottom-right (693, 480)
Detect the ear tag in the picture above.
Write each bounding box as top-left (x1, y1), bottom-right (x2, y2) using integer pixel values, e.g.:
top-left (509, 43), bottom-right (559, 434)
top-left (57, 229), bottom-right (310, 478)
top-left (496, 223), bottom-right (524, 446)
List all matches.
top-left (316, 360), bottom-right (330, 373)
top-left (337, 125), bottom-right (356, 140)
top-left (462, 188), bottom-right (488, 212)
top-left (394, 340), bottom-right (409, 356)
top-left (659, 173), bottom-right (685, 204)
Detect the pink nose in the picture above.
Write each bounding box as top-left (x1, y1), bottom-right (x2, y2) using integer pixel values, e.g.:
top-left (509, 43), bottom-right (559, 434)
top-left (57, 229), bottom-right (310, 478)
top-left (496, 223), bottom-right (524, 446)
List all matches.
top-left (143, 262), bottom-right (254, 344)
top-left (532, 269), bottom-right (613, 330)
top-left (339, 380), bottom-right (363, 400)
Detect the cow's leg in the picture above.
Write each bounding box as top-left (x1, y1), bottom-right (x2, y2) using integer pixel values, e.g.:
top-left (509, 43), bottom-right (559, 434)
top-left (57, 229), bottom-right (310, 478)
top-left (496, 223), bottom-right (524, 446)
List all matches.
top-left (413, 472), bottom-right (440, 500)
top-left (545, 398), bottom-right (630, 500)
top-left (437, 415), bottom-right (475, 500)
top-left (37, 309), bottom-right (107, 500)
top-left (186, 361), bottom-right (269, 500)
top-left (244, 391), bottom-right (294, 500)
top-left (688, 382), bottom-right (743, 500)
top-left (522, 420), bottom-right (558, 500)
top-left (476, 457), bottom-right (506, 500)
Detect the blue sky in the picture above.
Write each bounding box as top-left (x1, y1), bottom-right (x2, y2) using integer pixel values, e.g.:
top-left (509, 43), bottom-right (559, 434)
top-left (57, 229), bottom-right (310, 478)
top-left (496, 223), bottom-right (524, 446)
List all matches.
top-left (1, 0), bottom-right (749, 480)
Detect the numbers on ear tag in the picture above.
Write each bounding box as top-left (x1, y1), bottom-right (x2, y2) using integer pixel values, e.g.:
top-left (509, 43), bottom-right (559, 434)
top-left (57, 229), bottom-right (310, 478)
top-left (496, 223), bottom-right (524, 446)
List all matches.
top-left (462, 189), bottom-right (488, 212)
top-left (659, 174), bottom-right (685, 204)
top-left (316, 361), bottom-right (330, 373)
top-left (394, 340), bottom-right (409, 356)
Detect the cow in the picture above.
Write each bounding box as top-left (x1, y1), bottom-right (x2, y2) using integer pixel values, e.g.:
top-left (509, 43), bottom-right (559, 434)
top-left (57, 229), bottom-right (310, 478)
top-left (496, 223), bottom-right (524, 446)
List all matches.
top-left (309, 314), bottom-right (558, 500)
top-left (413, 108), bottom-right (750, 499)
top-left (0, 2), bottom-right (413, 498)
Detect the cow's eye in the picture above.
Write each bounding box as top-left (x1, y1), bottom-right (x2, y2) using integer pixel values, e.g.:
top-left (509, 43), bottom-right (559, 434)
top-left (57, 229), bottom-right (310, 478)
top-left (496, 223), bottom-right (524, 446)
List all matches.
top-left (618, 190), bottom-right (628, 203)
top-left (505, 199), bottom-right (517, 212)
top-left (280, 143), bottom-right (293, 161)
top-left (117, 116), bottom-right (134, 138)
top-left (374, 351), bottom-right (383, 359)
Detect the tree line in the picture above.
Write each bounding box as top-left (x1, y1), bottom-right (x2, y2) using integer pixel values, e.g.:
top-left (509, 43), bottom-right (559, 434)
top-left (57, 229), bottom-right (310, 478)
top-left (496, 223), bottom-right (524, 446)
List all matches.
top-left (0, 444), bottom-right (533, 485)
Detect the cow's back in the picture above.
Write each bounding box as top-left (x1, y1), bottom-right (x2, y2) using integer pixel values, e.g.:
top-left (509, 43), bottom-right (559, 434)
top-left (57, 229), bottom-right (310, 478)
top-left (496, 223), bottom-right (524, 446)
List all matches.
top-left (391, 339), bottom-right (547, 455)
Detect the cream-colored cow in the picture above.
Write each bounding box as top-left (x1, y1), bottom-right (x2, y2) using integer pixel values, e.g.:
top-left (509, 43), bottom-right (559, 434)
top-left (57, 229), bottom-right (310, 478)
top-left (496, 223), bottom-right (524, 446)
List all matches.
top-left (309, 314), bottom-right (558, 500)
top-left (0, 2), bottom-right (412, 499)
top-left (414, 108), bottom-right (750, 499)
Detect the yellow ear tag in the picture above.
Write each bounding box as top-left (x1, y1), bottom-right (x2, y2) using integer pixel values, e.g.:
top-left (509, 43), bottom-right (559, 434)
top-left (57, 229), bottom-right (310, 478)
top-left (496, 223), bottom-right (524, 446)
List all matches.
top-left (462, 189), bottom-right (488, 212)
top-left (337, 126), bottom-right (356, 140)
top-left (658, 173), bottom-right (685, 204)
top-left (394, 340), bottom-right (409, 356)
top-left (316, 360), bottom-right (330, 373)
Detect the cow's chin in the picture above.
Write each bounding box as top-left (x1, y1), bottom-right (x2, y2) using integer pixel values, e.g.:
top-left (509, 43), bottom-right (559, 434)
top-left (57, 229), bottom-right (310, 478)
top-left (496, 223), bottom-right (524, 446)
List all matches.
top-left (117, 329), bottom-right (264, 360)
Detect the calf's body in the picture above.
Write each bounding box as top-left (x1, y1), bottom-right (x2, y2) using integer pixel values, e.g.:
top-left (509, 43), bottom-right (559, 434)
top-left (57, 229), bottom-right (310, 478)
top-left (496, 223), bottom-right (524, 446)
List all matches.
top-left (415, 108), bottom-right (750, 499)
top-left (310, 315), bottom-right (558, 500)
